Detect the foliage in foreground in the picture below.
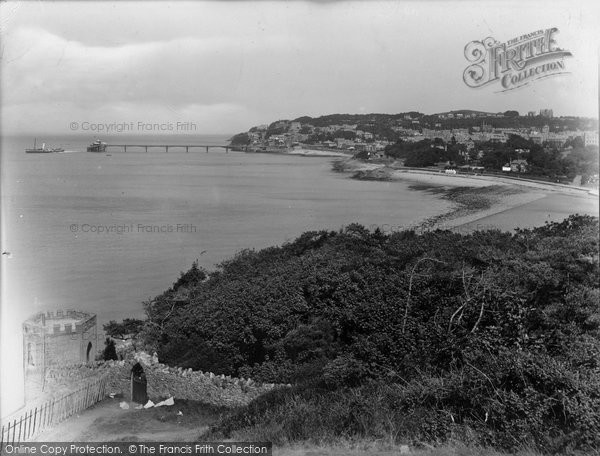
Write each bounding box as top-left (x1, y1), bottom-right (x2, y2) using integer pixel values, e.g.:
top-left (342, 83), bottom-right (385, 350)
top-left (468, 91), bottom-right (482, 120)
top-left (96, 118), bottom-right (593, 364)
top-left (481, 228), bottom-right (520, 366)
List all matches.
top-left (139, 215), bottom-right (599, 453)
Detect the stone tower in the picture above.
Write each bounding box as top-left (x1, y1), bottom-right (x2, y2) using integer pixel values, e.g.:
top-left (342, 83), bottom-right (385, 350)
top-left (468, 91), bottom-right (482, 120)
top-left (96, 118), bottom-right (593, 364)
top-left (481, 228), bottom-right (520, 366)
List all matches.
top-left (22, 310), bottom-right (98, 401)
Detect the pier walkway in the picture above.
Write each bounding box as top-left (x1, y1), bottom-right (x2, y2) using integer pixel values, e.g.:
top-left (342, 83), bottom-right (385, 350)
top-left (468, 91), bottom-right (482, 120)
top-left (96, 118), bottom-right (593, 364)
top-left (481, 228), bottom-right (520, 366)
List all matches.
top-left (105, 144), bottom-right (245, 153)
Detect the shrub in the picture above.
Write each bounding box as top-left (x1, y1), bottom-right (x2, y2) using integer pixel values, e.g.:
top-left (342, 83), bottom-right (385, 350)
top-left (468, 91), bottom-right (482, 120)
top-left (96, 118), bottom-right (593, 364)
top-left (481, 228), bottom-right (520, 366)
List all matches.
top-left (102, 337), bottom-right (118, 361)
top-left (143, 215), bottom-right (599, 453)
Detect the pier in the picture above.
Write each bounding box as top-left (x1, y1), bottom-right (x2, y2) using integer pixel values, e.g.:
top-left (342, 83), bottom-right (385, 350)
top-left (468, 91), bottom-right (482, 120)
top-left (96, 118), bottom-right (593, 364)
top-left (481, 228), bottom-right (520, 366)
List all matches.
top-left (104, 144), bottom-right (246, 153)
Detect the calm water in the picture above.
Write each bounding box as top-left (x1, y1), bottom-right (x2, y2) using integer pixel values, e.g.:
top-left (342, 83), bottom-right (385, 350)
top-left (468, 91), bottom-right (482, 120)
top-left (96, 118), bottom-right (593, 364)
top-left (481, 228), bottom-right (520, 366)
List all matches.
top-left (1, 134), bottom-right (452, 327)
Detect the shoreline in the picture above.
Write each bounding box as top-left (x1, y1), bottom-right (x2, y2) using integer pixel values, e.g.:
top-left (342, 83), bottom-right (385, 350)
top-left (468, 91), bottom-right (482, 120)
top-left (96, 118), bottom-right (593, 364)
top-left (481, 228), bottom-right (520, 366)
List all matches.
top-left (333, 158), bottom-right (599, 232)
top-left (284, 148), bottom-right (351, 158)
top-left (244, 146), bottom-right (353, 158)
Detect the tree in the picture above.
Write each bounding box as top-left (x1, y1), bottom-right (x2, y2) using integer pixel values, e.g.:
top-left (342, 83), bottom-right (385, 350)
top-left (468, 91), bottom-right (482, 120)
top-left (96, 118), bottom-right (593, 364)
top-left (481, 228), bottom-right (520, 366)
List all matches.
top-left (171, 260), bottom-right (206, 291)
top-left (480, 148), bottom-right (511, 170)
top-left (353, 150), bottom-right (370, 160)
top-left (102, 337), bottom-right (118, 361)
top-left (505, 133), bottom-right (532, 150)
top-left (334, 130), bottom-right (356, 140)
top-left (564, 136), bottom-right (584, 149)
top-left (230, 132), bottom-right (250, 146)
top-left (103, 318), bottom-right (145, 341)
top-left (404, 148), bottom-right (440, 167)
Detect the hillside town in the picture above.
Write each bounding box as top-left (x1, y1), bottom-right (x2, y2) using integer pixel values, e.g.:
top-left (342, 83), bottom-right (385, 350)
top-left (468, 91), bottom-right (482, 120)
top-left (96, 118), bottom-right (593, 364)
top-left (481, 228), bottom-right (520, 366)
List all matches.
top-left (231, 109), bottom-right (599, 185)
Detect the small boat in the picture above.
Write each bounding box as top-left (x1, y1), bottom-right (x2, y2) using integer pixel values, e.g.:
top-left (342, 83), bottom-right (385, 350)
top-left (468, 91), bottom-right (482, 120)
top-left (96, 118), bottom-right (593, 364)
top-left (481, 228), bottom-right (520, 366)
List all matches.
top-left (25, 139), bottom-right (64, 153)
top-left (87, 140), bottom-right (107, 152)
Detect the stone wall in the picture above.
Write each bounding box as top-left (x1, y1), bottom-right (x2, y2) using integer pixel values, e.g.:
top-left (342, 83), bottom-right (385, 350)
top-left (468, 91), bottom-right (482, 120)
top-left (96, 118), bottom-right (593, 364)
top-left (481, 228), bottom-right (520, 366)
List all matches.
top-left (42, 358), bottom-right (285, 408)
top-left (44, 333), bottom-right (89, 365)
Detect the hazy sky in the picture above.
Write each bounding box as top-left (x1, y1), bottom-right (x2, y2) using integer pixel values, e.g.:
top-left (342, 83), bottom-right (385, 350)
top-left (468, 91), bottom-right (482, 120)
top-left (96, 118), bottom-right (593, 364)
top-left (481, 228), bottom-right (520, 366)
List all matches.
top-left (1, 0), bottom-right (598, 135)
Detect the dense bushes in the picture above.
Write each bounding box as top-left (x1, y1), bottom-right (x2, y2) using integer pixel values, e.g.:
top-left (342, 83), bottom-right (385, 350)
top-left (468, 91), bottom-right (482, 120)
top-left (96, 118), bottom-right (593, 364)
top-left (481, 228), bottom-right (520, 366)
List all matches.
top-left (384, 134), bottom-right (599, 180)
top-left (140, 215), bottom-right (599, 452)
top-left (207, 366), bottom-right (600, 452)
top-left (229, 132), bottom-right (251, 145)
top-left (385, 138), bottom-right (459, 166)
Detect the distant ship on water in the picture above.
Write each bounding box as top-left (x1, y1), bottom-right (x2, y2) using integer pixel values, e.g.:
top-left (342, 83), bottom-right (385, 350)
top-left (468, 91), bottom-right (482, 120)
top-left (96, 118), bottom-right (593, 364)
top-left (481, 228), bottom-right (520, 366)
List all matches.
top-left (25, 139), bottom-right (64, 153)
top-left (87, 140), bottom-right (107, 152)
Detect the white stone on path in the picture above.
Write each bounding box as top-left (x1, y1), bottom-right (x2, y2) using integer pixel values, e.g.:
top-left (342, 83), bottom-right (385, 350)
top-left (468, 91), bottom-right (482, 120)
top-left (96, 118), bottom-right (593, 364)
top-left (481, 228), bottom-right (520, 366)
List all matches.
top-left (155, 397), bottom-right (175, 407)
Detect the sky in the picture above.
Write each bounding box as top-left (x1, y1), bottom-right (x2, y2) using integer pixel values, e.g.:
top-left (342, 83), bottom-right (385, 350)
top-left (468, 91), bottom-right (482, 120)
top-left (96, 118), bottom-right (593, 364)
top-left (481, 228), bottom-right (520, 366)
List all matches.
top-left (0, 0), bottom-right (599, 136)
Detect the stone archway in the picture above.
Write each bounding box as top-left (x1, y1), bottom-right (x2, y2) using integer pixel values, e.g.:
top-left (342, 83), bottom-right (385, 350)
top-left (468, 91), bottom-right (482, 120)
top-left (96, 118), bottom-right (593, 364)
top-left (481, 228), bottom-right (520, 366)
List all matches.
top-left (27, 342), bottom-right (35, 366)
top-left (131, 362), bottom-right (148, 404)
top-left (86, 341), bottom-right (93, 362)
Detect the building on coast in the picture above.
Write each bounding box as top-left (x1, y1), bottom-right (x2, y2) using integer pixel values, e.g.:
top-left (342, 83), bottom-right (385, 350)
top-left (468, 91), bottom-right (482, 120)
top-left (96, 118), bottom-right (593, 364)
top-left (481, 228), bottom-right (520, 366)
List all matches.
top-left (22, 310), bottom-right (98, 401)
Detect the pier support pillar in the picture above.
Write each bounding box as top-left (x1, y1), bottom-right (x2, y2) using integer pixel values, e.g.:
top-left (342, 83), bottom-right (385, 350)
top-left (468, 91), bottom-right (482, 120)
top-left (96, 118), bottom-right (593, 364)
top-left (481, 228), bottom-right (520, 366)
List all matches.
top-left (124, 146), bottom-right (127, 153)
top-left (186, 146), bottom-right (189, 153)
top-left (205, 146), bottom-right (209, 153)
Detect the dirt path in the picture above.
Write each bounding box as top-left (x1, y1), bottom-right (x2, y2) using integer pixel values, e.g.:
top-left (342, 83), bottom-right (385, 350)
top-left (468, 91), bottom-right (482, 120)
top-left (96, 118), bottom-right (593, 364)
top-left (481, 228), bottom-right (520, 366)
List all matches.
top-left (31, 397), bottom-right (224, 442)
top-left (27, 399), bottom-right (531, 455)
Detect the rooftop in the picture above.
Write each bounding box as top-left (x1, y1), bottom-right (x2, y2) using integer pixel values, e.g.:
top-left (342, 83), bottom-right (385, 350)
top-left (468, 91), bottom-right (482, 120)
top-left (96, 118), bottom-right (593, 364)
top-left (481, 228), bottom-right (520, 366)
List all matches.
top-left (23, 310), bottom-right (96, 333)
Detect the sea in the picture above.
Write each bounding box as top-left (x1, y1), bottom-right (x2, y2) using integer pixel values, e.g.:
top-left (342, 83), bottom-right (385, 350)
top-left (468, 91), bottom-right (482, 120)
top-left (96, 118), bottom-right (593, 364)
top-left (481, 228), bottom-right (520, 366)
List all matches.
top-left (2, 134), bottom-right (456, 327)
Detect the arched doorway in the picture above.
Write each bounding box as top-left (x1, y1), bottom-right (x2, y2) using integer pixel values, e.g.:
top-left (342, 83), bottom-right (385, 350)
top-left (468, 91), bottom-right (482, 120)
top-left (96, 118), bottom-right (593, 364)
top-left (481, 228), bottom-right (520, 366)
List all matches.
top-left (27, 342), bottom-right (35, 366)
top-left (131, 362), bottom-right (148, 404)
top-left (86, 342), bottom-right (93, 362)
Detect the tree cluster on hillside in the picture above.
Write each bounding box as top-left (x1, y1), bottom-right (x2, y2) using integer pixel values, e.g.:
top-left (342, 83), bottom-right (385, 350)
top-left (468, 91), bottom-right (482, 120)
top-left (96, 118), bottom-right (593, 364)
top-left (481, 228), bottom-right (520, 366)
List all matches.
top-left (294, 110), bottom-right (598, 134)
top-left (139, 216), bottom-right (599, 452)
top-left (292, 112), bottom-right (598, 132)
top-left (421, 114), bottom-right (597, 132)
top-left (478, 135), bottom-right (599, 180)
top-left (304, 130), bottom-right (375, 145)
top-left (293, 113), bottom-right (406, 128)
top-left (229, 133), bottom-right (250, 146)
top-left (384, 138), bottom-right (464, 166)
top-left (385, 134), bottom-right (599, 180)
top-left (103, 318), bottom-right (145, 341)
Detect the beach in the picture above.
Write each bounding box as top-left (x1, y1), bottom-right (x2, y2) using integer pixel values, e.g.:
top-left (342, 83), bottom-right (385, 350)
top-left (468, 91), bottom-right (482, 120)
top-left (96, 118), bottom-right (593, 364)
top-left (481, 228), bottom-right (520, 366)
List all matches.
top-left (284, 148), bottom-right (352, 158)
top-left (334, 159), bottom-right (599, 232)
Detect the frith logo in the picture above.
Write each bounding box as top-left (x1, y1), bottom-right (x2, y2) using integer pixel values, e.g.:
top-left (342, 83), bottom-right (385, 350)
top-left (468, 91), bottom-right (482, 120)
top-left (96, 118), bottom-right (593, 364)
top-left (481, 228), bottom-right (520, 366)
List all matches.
top-left (463, 28), bottom-right (572, 91)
